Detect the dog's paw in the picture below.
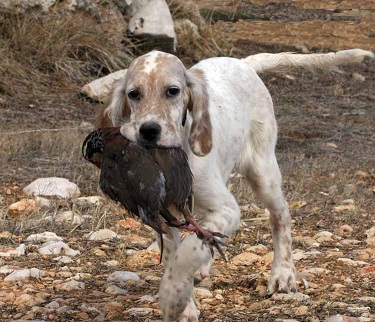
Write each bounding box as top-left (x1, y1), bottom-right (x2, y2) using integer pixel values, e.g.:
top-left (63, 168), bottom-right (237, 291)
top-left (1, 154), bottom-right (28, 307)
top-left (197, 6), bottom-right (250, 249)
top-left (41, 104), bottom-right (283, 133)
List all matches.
top-left (267, 261), bottom-right (297, 294)
top-left (176, 296), bottom-right (200, 322)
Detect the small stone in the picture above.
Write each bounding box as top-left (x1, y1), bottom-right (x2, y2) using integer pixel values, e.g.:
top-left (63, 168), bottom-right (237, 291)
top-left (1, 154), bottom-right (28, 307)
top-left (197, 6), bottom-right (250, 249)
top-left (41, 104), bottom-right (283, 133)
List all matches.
top-left (354, 171), bottom-right (370, 179)
top-left (104, 260), bottom-right (118, 267)
top-left (57, 305), bottom-right (71, 314)
top-left (352, 72), bottom-right (366, 82)
top-left (130, 235), bottom-right (152, 248)
top-left (341, 239), bottom-right (360, 245)
top-left (294, 305), bottom-right (309, 315)
top-left (4, 268), bottom-right (44, 282)
top-left (325, 314), bottom-right (361, 322)
top-left (126, 249), bottom-right (160, 267)
top-left (107, 271), bottom-right (140, 282)
top-left (272, 292), bottom-right (310, 302)
top-left (314, 231), bottom-right (333, 243)
top-left (335, 225), bottom-right (354, 237)
top-left (26, 232), bottom-right (63, 243)
top-left (194, 287), bottom-right (213, 299)
top-left (8, 199), bottom-right (36, 215)
top-left (23, 177), bottom-right (80, 198)
top-left (35, 196), bottom-right (51, 208)
top-left (53, 256), bottom-right (73, 264)
top-left (55, 211), bottom-right (84, 225)
top-left (289, 200), bottom-right (307, 209)
top-left (125, 307), bottom-right (153, 316)
top-left (326, 142), bottom-right (338, 148)
top-left (45, 300), bottom-right (60, 310)
top-left (138, 295), bottom-right (155, 303)
top-left (256, 285), bottom-right (267, 297)
top-left (231, 252), bottom-right (261, 266)
top-left (87, 229), bottom-right (120, 241)
top-left (244, 244), bottom-right (268, 255)
top-left (338, 258), bottom-right (368, 267)
top-left (116, 218), bottom-right (141, 229)
top-left (56, 280), bottom-right (85, 291)
top-left (365, 226), bottom-right (375, 238)
top-left (76, 196), bottom-right (105, 206)
top-left (333, 205), bottom-right (357, 213)
top-left (105, 285), bottom-right (128, 295)
top-left (38, 241), bottom-right (80, 257)
top-left (0, 244), bottom-right (26, 257)
top-left (14, 293), bottom-right (48, 306)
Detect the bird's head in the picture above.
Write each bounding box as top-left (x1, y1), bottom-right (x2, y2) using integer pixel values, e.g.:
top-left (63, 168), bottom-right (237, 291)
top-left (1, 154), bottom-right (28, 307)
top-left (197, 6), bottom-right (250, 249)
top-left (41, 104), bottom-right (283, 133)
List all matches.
top-left (82, 130), bottom-right (105, 169)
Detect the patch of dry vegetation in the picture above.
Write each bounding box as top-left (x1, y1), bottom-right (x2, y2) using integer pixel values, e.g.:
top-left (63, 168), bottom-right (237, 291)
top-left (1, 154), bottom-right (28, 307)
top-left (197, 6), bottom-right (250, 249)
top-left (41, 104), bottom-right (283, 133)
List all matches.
top-left (167, 0), bottom-right (233, 64)
top-left (0, 11), bottom-right (134, 103)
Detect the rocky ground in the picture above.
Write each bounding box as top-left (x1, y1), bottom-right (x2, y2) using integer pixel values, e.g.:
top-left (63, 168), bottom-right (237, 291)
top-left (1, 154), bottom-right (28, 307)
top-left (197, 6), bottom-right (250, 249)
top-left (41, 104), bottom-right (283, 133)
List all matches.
top-left (0, 1), bottom-right (374, 322)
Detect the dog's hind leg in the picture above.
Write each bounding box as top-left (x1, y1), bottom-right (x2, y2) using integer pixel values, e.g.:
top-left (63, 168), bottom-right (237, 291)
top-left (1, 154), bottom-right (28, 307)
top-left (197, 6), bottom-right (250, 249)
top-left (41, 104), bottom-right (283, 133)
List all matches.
top-left (238, 117), bottom-right (297, 294)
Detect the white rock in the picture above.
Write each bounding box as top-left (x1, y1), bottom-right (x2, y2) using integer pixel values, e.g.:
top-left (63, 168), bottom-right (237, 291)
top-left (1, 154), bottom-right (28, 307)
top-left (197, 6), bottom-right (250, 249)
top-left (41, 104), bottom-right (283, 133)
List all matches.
top-left (337, 258), bottom-right (368, 267)
top-left (87, 228), bottom-right (120, 241)
top-left (53, 256), bottom-right (73, 264)
top-left (104, 260), bottom-right (118, 267)
top-left (35, 196), bottom-right (51, 208)
top-left (38, 241), bottom-right (80, 257)
top-left (105, 285), bottom-right (128, 295)
top-left (300, 267), bottom-right (331, 276)
top-left (293, 252), bottom-right (308, 261)
top-left (0, 244), bottom-right (26, 257)
top-left (314, 231), bottom-right (334, 243)
top-left (82, 70), bottom-right (127, 101)
top-left (55, 211), bottom-right (84, 225)
top-left (107, 271), bottom-right (140, 282)
top-left (0, 265), bottom-right (15, 274)
top-left (4, 268), bottom-right (43, 282)
top-left (127, 0), bottom-right (176, 51)
top-left (137, 295), bottom-right (155, 303)
top-left (26, 231), bottom-right (63, 243)
top-left (23, 177), bottom-right (80, 198)
top-left (126, 307), bottom-right (153, 316)
top-left (45, 300), bottom-right (60, 310)
top-left (57, 280), bottom-right (85, 291)
top-left (76, 196), bottom-right (105, 206)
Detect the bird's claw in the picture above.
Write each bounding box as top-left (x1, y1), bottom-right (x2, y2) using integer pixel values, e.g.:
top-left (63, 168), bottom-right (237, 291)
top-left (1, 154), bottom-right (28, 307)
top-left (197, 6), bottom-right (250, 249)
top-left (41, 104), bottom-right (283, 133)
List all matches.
top-left (198, 230), bottom-right (228, 262)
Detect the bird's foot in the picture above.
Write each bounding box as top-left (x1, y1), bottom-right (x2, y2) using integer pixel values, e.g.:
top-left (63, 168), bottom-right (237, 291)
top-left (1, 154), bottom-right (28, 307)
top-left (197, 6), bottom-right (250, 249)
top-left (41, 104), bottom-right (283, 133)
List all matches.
top-left (182, 225), bottom-right (228, 261)
top-left (197, 229), bottom-right (228, 261)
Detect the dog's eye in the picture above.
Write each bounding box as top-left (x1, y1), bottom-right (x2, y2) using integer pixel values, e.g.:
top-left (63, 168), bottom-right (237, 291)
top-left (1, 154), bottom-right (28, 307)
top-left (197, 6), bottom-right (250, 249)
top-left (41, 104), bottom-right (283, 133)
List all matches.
top-left (166, 86), bottom-right (180, 98)
top-left (128, 90), bottom-right (140, 100)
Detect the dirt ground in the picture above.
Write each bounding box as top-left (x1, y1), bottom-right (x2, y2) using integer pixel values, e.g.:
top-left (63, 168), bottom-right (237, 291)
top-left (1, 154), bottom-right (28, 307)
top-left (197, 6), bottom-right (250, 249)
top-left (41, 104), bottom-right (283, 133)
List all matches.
top-left (0, 1), bottom-right (374, 322)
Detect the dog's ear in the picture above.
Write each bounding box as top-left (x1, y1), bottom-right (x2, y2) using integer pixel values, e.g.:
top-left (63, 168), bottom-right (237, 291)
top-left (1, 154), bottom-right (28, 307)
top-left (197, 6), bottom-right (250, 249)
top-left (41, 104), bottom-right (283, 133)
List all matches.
top-left (95, 79), bottom-right (131, 128)
top-left (185, 69), bottom-right (212, 156)
top-left (95, 103), bottom-right (113, 129)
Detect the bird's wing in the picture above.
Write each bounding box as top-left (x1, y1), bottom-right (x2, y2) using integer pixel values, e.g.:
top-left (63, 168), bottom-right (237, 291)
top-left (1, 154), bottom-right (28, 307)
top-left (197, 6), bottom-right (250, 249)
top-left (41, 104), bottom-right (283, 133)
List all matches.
top-left (149, 148), bottom-right (193, 207)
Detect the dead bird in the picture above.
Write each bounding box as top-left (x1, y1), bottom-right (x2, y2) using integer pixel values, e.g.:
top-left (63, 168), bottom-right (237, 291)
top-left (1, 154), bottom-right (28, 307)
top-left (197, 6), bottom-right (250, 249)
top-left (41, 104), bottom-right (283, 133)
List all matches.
top-left (82, 127), bottom-right (227, 260)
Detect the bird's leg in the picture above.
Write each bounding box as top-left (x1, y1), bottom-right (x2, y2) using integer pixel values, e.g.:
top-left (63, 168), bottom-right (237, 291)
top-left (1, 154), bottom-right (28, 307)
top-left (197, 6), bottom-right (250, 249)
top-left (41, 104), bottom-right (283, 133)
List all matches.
top-left (181, 207), bottom-right (228, 261)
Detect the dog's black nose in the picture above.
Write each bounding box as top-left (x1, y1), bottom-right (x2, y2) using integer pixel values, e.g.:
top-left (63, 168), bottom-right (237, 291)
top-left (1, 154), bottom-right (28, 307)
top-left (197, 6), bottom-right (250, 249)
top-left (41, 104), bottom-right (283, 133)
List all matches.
top-left (139, 122), bottom-right (161, 142)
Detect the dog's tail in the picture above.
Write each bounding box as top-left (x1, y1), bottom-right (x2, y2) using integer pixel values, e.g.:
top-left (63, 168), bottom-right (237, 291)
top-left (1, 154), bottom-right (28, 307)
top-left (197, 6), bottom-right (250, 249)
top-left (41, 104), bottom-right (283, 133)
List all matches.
top-left (242, 49), bottom-right (374, 74)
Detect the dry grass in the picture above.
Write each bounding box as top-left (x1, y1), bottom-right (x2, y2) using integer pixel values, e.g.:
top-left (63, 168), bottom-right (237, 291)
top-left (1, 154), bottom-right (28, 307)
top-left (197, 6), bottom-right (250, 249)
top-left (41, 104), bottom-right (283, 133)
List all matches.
top-left (0, 11), bottom-right (134, 103)
top-left (167, 0), bottom-right (233, 64)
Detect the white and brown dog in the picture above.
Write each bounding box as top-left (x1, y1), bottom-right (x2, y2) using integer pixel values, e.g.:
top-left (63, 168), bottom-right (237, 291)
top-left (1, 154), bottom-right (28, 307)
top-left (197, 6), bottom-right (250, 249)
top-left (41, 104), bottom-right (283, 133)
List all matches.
top-left (97, 48), bottom-right (373, 321)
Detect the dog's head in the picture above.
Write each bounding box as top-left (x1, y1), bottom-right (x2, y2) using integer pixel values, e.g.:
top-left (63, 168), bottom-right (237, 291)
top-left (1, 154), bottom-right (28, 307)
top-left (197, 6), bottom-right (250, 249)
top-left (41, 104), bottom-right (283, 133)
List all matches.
top-left (97, 51), bottom-right (212, 156)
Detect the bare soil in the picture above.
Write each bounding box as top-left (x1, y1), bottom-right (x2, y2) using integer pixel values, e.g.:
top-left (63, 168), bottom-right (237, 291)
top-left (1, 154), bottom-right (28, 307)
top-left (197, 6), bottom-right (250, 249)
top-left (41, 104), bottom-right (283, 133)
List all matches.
top-left (0, 1), bottom-right (374, 322)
